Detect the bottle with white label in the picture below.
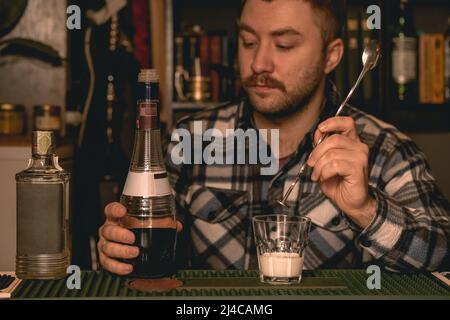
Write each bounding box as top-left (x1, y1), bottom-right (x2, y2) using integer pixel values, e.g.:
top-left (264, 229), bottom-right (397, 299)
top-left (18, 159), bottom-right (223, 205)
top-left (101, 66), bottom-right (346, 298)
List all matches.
top-left (120, 69), bottom-right (177, 279)
top-left (391, 0), bottom-right (417, 105)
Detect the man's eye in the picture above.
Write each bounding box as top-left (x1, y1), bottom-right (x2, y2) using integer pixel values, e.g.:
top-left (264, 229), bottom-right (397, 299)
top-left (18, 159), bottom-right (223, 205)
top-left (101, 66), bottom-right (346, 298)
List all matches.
top-left (276, 44), bottom-right (293, 50)
top-left (243, 41), bottom-right (256, 48)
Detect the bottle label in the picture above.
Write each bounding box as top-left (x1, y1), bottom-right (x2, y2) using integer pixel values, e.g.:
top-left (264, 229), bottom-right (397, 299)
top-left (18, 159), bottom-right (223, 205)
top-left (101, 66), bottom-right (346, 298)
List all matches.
top-left (122, 171), bottom-right (172, 197)
top-left (17, 183), bottom-right (65, 255)
top-left (392, 37), bottom-right (417, 84)
top-left (34, 131), bottom-right (53, 155)
top-left (137, 101), bottom-right (159, 130)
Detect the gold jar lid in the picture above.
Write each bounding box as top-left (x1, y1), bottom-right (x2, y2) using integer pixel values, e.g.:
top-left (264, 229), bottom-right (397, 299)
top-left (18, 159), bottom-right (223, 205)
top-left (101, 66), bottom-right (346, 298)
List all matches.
top-left (34, 104), bottom-right (61, 114)
top-left (0, 103), bottom-right (25, 112)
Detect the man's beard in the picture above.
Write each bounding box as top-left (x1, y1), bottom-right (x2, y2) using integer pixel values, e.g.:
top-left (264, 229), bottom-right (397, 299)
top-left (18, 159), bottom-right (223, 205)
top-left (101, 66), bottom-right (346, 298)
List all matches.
top-left (242, 61), bottom-right (325, 118)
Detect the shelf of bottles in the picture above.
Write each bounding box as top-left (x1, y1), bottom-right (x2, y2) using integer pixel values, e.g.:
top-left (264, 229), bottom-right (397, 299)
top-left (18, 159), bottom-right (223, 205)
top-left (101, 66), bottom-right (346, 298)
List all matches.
top-left (168, 0), bottom-right (450, 132)
top-left (382, 0), bottom-right (450, 132)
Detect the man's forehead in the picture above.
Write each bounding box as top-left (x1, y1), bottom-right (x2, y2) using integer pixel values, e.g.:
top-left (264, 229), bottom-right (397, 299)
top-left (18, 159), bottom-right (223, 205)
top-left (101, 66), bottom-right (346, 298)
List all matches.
top-left (239, 22), bottom-right (303, 38)
top-left (239, 0), bottom-right (317, 35)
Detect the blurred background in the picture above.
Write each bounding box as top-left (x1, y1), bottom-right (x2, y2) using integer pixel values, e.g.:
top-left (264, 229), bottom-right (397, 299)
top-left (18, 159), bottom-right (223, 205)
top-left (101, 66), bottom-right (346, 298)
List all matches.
top-left (0, 0), bottom-right (449, 271)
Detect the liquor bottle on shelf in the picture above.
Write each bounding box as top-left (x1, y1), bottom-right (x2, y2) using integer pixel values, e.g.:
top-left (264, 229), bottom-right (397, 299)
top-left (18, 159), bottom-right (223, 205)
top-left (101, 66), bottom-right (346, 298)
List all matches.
top-left (445, 17), bottom-right (450, 103)
top-left (391, 0), bottom-right (418, 106)
top-left (16, 131), bottom-right (71, 279)
top-left (120, 69), bottom-right (177, 279)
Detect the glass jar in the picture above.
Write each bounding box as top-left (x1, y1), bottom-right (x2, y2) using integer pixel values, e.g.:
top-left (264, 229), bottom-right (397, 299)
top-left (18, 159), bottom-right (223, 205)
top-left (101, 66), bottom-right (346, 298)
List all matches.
top-left (33, 105), bottom-right (62, 134)
top-left (0, 104), bottom-right (26, 136)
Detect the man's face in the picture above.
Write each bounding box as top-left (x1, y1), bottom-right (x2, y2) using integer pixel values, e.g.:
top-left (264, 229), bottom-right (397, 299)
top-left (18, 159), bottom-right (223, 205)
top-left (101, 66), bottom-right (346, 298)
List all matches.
top-left (238, 0), bottom-right (326, 117)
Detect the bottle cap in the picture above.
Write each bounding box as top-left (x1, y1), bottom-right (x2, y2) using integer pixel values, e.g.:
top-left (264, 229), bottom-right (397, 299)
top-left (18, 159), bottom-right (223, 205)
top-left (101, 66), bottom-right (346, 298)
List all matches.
top-left (32, 131), bottom-right (55, 156)
top-left (138, 69), bottom-right (159, 83)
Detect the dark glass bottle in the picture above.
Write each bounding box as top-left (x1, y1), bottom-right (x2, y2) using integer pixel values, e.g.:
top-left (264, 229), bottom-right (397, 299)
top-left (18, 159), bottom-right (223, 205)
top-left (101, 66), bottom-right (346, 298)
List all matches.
top-left (391, 0), bottom-right (418, 105)
top-left (120, 69), bottom-right (177, 278)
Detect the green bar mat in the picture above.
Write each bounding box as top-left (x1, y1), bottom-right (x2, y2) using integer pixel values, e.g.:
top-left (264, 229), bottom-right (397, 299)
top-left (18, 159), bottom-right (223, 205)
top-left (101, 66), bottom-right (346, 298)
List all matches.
top-left (11, 269), bottom-right (450, 299)
top-left (181, 276), bottom-right (346, 289)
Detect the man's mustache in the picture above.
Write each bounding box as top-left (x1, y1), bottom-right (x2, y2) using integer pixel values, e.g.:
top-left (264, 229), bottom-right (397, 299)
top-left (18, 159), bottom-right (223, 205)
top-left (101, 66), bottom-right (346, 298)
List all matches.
top-left (242, 73), bottom-right (286, 92)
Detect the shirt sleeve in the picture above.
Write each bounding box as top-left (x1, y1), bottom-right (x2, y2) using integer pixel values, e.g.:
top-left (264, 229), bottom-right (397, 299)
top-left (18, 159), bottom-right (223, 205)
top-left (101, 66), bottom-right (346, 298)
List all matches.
top-left (356, 138), bottom-right (450, 271)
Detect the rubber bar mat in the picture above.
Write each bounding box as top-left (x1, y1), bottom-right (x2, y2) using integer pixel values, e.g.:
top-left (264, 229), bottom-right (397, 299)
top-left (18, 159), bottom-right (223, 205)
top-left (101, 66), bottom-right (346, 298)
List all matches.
top-left (9, 269), bottom-right (450, 299)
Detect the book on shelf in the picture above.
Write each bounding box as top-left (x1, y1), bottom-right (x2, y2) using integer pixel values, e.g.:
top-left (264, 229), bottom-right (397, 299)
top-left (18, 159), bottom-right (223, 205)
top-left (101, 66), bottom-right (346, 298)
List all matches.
top-left (174, 28), bottom-right (237, 104)
top-left (200, 34), bottom-right (210, 76)
top-left (419, 34), bottom-right (445, 104)
top-left (209, 33), bottom-right (223, 102)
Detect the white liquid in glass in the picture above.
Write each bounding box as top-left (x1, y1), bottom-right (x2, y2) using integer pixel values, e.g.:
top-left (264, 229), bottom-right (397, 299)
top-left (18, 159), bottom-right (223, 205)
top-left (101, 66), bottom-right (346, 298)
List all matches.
top-left (259, 252), bottom-right (304, 278)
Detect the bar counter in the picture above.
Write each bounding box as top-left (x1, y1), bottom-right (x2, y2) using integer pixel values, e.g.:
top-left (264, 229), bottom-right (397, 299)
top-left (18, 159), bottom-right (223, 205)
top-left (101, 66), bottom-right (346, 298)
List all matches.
top-left (2, 269), bottom-right (450, 300)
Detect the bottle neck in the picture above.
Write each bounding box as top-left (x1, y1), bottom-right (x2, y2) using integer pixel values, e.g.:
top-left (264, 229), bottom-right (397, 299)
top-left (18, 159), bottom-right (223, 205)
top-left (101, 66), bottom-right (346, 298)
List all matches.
top-left (398, 0), bottom-right (415, 37)
top-left (128, 80), bottom-right (165, 172)
top-left (129, 123), bottom-right (165, 172)
top-left (29, 153), bottom-right (59, 170)
top-left (137, 82), bottom-right (160, 130)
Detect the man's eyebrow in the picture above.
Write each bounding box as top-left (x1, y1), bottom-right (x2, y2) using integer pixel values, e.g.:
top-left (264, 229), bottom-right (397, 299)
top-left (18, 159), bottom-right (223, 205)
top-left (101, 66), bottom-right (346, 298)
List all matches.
top-left (238, 23), bottom-right (302, 38)
top-left (238, 23), bottom-right (257, 35)
top-left (270, 28), bottom-right (303, 37)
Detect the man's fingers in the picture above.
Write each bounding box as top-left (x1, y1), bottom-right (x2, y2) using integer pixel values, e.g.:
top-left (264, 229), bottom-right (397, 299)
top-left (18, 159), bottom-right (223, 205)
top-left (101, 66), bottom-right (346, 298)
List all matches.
top-left (315, 116), bottom-right (359, 145)
top-left (317, 159), bottom-right (355, 182)
top-left (311, 149), bottom-right (364, 182)
top-left (101, 225), bottom-right (135, 244)
top-left (98, 251), bottom-right (133, 275)
top-left (308, 135), bottom-right (366, 167)
top-left (104, 202), bottom-right (127, 221)
top-left (100, 240), bottom-right (139, 259)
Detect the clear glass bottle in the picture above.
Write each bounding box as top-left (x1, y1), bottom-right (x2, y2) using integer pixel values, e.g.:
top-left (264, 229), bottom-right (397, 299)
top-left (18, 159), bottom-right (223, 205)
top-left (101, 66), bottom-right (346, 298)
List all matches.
top-left (15, 131), bottom-right (71, 279)
top-left (120, 69), bottom-right (177, 279)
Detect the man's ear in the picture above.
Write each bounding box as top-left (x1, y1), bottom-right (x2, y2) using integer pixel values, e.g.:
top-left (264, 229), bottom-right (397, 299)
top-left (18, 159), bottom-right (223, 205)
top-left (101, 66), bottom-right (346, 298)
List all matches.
top-left (324, 38), bottom-right (344, 75)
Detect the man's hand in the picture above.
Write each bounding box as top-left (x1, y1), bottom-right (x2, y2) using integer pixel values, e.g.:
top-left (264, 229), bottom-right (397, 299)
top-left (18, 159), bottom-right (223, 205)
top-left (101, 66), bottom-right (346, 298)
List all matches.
top-left (307, 116), bottom-right (376, 229)
top-left (98, 202), bottom-right (183, 275)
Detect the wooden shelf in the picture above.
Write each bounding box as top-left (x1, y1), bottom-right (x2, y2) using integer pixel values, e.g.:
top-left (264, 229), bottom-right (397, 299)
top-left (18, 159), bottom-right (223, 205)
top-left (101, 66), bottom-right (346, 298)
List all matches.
top-left (172, 101), bottom-right (220, 110)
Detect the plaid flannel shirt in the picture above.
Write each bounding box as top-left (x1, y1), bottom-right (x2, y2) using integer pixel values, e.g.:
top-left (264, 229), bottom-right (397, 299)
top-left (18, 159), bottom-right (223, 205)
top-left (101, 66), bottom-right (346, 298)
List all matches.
top-left (165, 82), bottom-right (450, 271)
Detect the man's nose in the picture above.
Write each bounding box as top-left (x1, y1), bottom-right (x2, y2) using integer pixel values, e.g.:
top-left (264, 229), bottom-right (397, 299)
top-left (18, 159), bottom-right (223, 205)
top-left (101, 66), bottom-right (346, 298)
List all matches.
top-left (251, 44), bottom-right (274, 75)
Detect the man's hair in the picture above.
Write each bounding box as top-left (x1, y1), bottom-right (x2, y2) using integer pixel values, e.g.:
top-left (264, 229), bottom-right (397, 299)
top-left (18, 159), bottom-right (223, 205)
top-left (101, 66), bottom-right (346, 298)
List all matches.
top-left (238, 0), bottom-right (346, 45)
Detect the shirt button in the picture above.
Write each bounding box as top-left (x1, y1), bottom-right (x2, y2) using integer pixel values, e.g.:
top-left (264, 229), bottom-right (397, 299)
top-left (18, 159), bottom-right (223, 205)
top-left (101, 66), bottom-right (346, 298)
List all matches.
top-left (361, 238), bottom-right (372, 248)
top-left (331, 217), bottom-right (341, 226)
top-left (208, 212), bottom-right (215, 220)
